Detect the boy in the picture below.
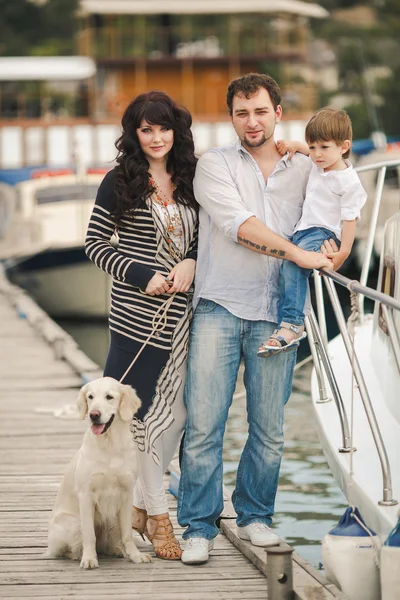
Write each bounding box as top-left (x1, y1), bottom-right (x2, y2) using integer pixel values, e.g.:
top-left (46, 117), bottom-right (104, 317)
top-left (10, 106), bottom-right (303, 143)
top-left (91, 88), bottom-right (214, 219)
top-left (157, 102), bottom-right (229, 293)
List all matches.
top-left (258, 107), bottom-right (367, 356)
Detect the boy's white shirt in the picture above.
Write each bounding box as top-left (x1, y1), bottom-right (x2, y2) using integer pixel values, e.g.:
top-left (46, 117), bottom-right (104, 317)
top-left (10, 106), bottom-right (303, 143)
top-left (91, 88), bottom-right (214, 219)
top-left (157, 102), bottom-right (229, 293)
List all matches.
top-left (294, 158), bottom-right (367, 241)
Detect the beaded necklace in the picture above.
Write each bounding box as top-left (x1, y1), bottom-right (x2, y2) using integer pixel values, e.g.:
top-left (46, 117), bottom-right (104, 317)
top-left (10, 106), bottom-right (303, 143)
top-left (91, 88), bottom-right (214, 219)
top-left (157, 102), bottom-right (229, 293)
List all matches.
top-left (149, 177), bottom-right (183, 259)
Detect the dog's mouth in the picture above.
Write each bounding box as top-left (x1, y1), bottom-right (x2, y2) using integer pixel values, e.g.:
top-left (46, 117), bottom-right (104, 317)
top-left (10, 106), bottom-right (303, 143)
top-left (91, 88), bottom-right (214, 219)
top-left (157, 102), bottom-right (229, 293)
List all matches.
top-left (91, 414), bottom-right (115, 436)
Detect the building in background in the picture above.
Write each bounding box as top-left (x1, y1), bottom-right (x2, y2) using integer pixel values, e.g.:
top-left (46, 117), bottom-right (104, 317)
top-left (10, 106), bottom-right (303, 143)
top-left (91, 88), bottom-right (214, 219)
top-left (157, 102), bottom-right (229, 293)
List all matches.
top-left (77, 0), bottom-right (328, 120)
top-left (0, 0), bottom-right (329, 169)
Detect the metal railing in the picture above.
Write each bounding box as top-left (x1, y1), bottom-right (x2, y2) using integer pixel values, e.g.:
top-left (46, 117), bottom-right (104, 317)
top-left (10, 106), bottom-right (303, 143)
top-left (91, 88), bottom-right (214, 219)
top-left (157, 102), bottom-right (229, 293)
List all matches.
top-left (307, 158), bottom-right (400, 506)
top-left (355, 158), bottom-right (400, 318)
top-left (308, 267), bottom-right (400, 505)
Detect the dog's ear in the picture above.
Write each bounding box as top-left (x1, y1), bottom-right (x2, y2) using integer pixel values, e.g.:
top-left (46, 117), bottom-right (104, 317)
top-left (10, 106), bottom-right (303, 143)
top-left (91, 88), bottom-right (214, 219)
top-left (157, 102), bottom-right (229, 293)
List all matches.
top-left (119, 385), bottom-right (141, 422)
top-left (76, 383), bottom-right (89, 420)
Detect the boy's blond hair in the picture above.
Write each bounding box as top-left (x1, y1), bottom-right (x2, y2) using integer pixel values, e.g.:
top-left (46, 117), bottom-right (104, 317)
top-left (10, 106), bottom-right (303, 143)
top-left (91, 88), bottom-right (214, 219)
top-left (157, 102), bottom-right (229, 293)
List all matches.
top-left (305, 107), bottom-right (352, 159)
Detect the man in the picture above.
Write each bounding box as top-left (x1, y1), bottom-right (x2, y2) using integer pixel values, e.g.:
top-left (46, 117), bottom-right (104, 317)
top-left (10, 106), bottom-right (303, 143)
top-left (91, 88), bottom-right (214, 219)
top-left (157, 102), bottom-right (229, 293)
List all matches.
top-left (178, 73), bottom-right (331, 564)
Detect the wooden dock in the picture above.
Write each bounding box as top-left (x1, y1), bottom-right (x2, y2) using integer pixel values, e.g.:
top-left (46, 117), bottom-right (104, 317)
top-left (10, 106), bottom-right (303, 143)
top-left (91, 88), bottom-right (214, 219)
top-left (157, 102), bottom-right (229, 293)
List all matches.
top-left (0, 267), bottom-right (345, 600)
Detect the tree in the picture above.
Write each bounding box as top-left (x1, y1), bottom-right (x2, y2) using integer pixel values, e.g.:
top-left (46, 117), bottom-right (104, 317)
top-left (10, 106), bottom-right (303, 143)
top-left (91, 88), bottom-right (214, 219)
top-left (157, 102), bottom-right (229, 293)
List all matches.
top-left (0, 0), bottom-right (79, 56)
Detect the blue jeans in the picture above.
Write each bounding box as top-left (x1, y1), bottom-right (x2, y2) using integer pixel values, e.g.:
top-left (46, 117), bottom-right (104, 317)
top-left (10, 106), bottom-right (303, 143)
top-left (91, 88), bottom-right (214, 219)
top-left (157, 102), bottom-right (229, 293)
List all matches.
top-left (278, 227), bottom-right (340, 327)
top-left (177, 299), bottom-right (297, 540)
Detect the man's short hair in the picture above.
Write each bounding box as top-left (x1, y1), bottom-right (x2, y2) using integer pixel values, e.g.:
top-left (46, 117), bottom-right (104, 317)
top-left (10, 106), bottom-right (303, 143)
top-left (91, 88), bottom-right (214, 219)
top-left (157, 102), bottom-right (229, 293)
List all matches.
top-left (227, 73), bottom-right (282, 115)
top-left (305, 107), bottom-right (353, 159)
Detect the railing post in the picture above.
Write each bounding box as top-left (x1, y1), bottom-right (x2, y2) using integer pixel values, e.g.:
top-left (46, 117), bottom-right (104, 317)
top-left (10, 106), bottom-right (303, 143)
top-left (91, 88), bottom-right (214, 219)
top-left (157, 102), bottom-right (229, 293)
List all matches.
top-left (313, 269), bottom-right (328, 347)
top-left (324, 277), bottom-right (398, 506)
top-left (305, 315), bottom-right (331, 403)
top-left (358, 165), bottom-right (386, 319)
top-left (265, 546), bottom-right (294, 600)
top-left (308, 310), bottom-right (353, 452)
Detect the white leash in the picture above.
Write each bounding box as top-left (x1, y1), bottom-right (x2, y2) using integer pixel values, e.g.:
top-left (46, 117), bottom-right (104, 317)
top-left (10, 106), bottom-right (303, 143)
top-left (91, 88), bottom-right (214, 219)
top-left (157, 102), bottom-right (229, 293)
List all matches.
top-left (118, 293), bottom-right (176, 384)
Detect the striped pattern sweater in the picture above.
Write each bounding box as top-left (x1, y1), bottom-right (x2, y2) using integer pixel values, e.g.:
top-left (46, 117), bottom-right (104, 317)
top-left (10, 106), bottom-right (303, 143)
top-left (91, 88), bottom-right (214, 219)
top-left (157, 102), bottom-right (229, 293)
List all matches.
top-left (85, 168), bottom-right (198, 462)
top-left (85, 168), bottom-right (197, 351)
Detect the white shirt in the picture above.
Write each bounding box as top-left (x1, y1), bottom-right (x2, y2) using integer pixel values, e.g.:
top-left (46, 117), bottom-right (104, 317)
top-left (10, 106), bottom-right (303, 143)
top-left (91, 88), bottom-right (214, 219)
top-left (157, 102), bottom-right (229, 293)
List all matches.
top-left (295, 159), bottom-right (367, 241)
top-left (193, 140), bottom-right (312, 322)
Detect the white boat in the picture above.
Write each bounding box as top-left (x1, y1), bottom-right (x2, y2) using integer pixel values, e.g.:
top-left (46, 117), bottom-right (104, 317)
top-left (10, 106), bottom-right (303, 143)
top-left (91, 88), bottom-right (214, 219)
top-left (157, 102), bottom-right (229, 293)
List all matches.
top-left (2, 173), bottom-right (112, 319)
top-left (354, 148), bottom-right (400, 268)
top-left (308, 157), bottom-right (400, 540)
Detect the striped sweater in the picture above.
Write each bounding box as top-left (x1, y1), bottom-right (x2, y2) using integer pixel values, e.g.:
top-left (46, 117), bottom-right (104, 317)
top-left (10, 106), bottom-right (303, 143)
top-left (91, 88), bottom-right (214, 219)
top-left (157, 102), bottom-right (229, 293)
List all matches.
top-left (85, 168), bottom-right (198, 351)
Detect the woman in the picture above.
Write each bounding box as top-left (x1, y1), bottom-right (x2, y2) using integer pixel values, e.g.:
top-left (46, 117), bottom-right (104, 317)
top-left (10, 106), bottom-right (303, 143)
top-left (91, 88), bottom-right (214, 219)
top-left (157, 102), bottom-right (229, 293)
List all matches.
top-left (85, 91), bottom-right (198, 560)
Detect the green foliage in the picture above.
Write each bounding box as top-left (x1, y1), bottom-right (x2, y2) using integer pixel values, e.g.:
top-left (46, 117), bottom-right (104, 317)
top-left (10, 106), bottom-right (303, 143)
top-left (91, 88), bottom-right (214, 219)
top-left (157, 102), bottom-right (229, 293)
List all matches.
top-left (343, 103), bottom-right (372, 138)
top-left (0, 0), bottom-right (79, 56)
top-left (378, 66), bottom-right (400, 136)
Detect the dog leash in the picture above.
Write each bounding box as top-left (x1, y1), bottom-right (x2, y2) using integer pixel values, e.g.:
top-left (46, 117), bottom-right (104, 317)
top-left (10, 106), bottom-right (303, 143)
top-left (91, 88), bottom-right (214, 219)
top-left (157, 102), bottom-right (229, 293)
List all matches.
top-left (118, 293), bottom-right (176, 384)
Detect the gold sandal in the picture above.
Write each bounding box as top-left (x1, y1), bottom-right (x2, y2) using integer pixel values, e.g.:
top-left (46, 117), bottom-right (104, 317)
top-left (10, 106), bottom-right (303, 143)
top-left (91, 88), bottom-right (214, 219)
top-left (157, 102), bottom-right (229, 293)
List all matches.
top-left (145, 513), bottom-right (182, 560)
top-left (131, 506), bottom-right (148, 540)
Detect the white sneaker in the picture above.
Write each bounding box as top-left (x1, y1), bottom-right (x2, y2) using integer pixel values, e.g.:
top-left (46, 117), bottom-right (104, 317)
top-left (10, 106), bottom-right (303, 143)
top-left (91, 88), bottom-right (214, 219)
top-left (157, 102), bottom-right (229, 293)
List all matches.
top-left (181, 537), bottom-right (214, 564)
top-left (237, 522), bottom-right (280, 547)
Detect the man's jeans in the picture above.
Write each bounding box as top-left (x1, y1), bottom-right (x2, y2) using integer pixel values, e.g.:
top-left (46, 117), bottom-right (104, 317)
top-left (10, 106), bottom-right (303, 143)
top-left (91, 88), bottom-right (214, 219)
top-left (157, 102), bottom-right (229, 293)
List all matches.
top-left (279, 227), bottom-right (340, 326)
top-left (178, 299), bottom-right (297, 540)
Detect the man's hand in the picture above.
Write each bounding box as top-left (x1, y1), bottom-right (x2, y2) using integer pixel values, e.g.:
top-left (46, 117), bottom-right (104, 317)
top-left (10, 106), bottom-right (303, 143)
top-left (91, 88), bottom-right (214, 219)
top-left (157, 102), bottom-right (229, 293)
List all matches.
top-left (295, 249), bottom-right (333, 271)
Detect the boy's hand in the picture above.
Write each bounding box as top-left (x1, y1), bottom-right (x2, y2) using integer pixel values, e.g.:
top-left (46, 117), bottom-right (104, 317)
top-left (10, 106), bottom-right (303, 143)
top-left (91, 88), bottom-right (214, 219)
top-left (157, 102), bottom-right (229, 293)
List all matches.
top-left (325, 250), bottom-right (350, 272)
top-left (276, 140), bottom-right (296, 159)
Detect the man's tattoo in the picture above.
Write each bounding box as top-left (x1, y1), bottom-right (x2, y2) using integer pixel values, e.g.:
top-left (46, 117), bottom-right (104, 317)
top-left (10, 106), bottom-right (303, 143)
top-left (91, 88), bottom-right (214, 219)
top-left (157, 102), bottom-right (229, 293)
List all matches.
top-left (237, 236), bottom-right (285, 257)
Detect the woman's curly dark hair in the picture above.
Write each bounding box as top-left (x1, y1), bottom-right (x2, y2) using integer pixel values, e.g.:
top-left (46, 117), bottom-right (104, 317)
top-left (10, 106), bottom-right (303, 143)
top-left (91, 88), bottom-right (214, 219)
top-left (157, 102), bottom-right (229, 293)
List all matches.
top-left (114, 91), bottom-right (198, 225)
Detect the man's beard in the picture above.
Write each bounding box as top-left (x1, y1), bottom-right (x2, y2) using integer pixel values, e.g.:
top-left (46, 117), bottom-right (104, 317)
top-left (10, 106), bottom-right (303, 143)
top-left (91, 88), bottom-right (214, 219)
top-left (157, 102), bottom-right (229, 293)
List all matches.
top-left (242, 131), bottom-right (274, 148)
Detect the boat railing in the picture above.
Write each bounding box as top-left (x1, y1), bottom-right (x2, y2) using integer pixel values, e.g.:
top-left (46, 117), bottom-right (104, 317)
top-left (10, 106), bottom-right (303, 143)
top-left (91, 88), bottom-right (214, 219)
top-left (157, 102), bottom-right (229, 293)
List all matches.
top-left (355, 158), bottom-right (400, 319)
top-left (307, 268), bottom-right (400, 506)
top-left (307, 157), bottom-right (400, 507)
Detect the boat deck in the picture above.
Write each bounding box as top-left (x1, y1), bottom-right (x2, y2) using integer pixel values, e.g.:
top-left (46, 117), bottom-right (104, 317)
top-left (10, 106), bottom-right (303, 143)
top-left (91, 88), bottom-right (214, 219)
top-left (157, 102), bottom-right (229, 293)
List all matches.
top-left (0, 266), bottom-right (345, 599)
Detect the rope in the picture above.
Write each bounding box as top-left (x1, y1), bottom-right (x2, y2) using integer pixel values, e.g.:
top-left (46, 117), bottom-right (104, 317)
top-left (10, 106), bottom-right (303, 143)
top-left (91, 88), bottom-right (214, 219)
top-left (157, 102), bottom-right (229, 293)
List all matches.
top-left (346, 287), bottom-right (380, 568)
top-left (118, 293), bottom-right (176, 384)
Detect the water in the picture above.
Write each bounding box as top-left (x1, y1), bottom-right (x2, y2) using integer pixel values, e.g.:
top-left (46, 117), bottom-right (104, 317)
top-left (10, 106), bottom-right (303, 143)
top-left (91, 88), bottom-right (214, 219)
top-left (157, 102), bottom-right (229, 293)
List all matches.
top-left (60, 318), bottom-right (348, 570)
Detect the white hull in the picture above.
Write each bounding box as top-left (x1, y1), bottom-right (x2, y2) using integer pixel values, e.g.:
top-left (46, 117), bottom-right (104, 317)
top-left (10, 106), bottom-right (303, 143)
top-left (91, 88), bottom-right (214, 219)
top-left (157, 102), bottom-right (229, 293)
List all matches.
top-left (311, 316), bottom-right (400, 539)
top-left (10, 257), bottom-right (111, 319)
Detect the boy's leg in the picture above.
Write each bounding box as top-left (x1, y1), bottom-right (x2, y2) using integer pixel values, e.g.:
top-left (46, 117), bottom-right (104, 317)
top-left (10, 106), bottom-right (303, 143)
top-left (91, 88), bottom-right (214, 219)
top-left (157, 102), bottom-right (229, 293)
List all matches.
top-left (280, 227), bottom-right (336, 327)
top-left (178, 300), bottom-right (242, 541)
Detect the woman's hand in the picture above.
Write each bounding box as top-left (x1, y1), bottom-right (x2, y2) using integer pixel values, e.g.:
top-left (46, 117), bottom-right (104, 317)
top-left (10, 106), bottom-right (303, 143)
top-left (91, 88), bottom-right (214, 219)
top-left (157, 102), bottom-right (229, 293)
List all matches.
top-left (145, 272), bottom-right (171, 296)
top-left (167, 259), bottom-right (196, 293)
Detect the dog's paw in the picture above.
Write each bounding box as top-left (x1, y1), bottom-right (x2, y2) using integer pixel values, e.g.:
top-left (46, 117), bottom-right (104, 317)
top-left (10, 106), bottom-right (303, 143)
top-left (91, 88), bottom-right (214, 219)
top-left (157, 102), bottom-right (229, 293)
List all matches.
top-left (129, 551), bottom-right (152, 563)
top-left (80, 556), bottom-right (99, 569)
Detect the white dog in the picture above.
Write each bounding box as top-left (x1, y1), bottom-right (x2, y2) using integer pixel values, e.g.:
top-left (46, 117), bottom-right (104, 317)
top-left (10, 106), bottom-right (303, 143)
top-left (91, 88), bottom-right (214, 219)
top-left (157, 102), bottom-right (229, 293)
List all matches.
top-left (47, 377), bottom-right (151, 569)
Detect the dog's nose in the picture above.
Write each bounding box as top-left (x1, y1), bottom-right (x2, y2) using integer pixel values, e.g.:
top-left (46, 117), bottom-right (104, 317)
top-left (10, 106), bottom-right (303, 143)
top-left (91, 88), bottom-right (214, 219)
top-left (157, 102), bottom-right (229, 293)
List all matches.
top-left (89, 410), bottom-right (101, 422)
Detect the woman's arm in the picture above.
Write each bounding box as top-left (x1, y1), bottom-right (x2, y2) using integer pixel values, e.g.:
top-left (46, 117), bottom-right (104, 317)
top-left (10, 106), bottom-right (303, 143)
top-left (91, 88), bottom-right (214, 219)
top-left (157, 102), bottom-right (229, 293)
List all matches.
top-left (85, 170), bottom-right (155, 290)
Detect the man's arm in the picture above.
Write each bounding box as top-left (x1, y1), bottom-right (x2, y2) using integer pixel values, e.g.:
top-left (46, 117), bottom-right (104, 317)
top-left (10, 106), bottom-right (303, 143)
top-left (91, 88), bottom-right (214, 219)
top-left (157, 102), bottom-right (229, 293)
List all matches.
top-left (238, 217), bottom-right (332, 270)
top-left (194, 152), bottom-right (331, 271)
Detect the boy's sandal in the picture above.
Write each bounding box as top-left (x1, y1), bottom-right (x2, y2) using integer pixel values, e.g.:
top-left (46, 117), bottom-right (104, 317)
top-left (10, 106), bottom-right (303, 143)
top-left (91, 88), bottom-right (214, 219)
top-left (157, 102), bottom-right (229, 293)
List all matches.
top-left (257, 324), bottom-right (307, 358)
top-left (145, 513), bottom-right (182, 560)
top-left (257, 330), bottom-right (284, 358)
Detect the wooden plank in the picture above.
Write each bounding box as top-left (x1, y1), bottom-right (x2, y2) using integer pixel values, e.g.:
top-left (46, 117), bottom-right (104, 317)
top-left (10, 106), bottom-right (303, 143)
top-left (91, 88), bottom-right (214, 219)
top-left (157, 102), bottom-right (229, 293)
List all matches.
top-left (0, 271), bottom-right (345, 599)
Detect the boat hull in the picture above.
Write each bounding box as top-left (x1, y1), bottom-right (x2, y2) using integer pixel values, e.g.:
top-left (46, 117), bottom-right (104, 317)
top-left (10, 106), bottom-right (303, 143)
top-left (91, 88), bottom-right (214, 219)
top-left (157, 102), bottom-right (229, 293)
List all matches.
top-left (311, 317), bottom-right (399, 539)
top-left (6, 247), bottom-right (111, 319)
